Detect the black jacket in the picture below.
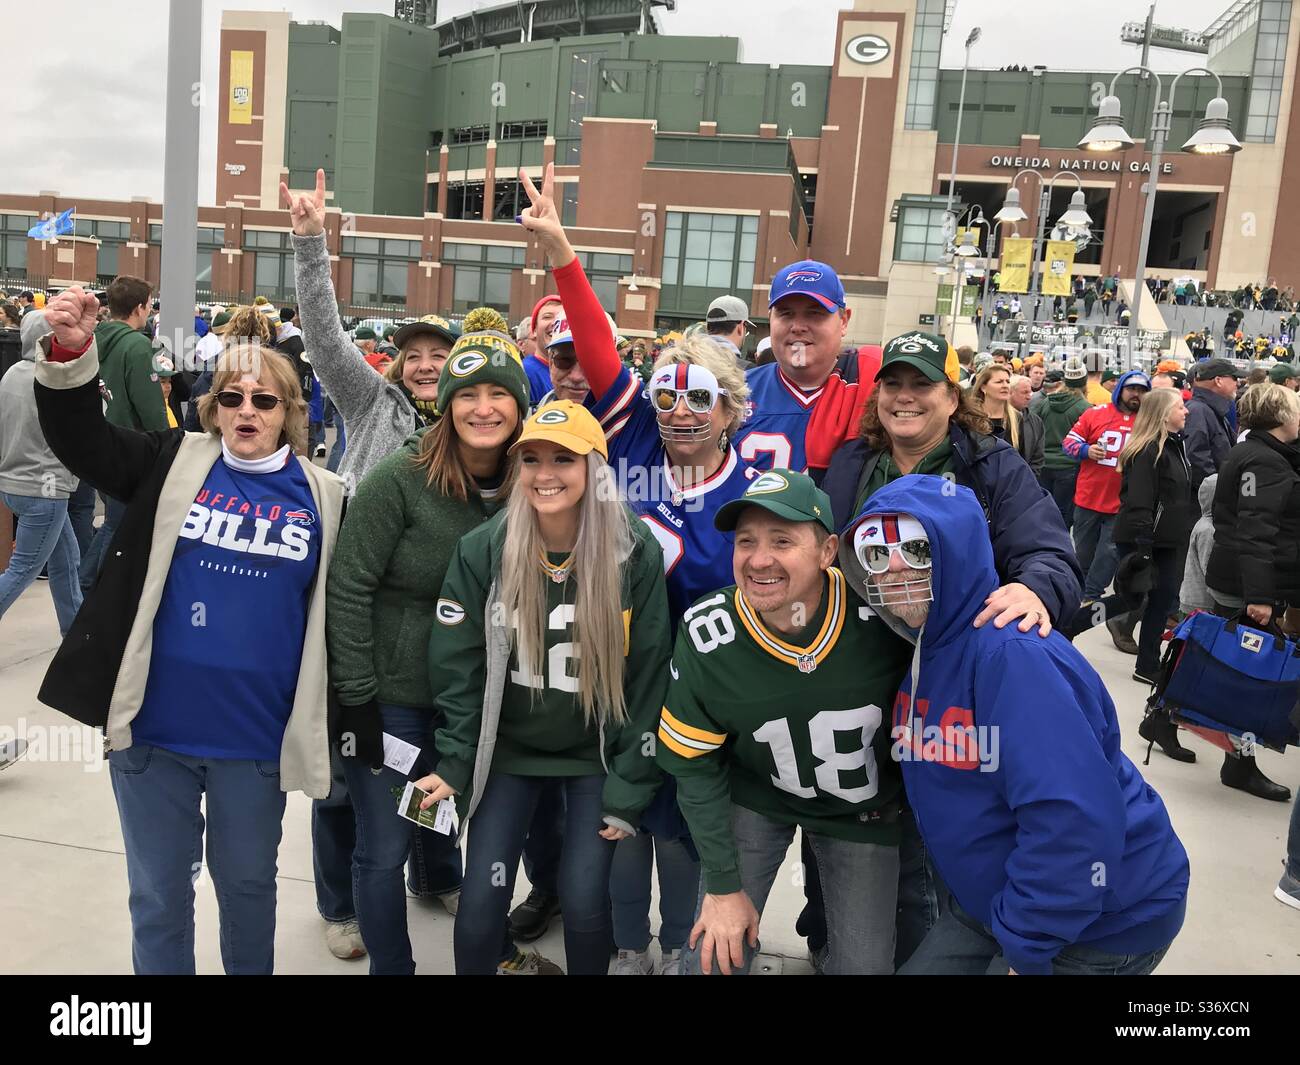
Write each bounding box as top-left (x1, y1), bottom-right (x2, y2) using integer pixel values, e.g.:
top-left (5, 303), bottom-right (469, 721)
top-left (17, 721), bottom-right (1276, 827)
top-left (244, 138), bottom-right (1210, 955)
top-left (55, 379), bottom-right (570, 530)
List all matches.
top-left (1206, 431), bottom-right (1300, 607)
top-left (1016, 408), bottom-right (1045, 478)
top-left (1183, 386), bottom-right (1234, 491)
top-left (819, 422), bottom-right (1082, 625)
top-left (1112, 434), bottom-right (1195, 549)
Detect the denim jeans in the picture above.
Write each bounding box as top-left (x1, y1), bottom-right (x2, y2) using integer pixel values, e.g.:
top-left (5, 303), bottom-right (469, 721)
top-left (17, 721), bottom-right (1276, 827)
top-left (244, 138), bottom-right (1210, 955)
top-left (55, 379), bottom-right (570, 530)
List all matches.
top-left (520, 779), bottom-right (565, 897)
top-left (326, 415), bottom-right (346, 475)
top-left (899, 896), bottom-right (1173, 975)
top-left (312, 747), bottom-right (358, 923)
top-left (78, 492), bottom-right (127, 593)
top-left (610, 831), bottom-right (701, 953)
top-left (66, 479), bottom-right (97, 558)
top-left (340, 703), bottom-right (463, 975)
top-left (455, 772), bottom-right (614, 975)
top-left (1073, 505), bottom-right (1118, 600)
top-left (681, 804), bottom-right (899, 976)
top-left (0, 492), bottom-right (82, 635)
top-left (108, 744), bottom-right (286, 975)
top-left (1039, 467), bottom-right (1078, 532)
top-left (894, 809), bottom-right (947, 970)
top-left (1113, 543), bottom-right (1187, 676)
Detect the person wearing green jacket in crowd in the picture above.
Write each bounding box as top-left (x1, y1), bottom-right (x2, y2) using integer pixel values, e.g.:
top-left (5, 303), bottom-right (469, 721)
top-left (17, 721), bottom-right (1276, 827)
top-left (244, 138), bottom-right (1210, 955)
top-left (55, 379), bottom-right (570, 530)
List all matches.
top-left (325, 328), bottom-right (529, 975)
top-left (1030, 368), bottom-right (1091, 532)
top-left (78, 274), bottom-right (169, 592)
top-left (414, 400), bottom-right (672, 976)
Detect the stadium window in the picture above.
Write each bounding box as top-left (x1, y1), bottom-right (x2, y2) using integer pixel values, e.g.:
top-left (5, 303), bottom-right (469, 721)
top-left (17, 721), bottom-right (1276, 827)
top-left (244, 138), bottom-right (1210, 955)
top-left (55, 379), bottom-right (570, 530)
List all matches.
top-left (345, 236), bottom-right (418, 307)
top-left (493, 180), bottom-right (525, 221)
top-left (443, 242), bottom-right (524, 315)
top-left (1, 214), bottom-right (36, 275)
top-left (497, 120), bottom-right (548, 140)
top-left (661, 212), bottom-right (757, 292)
top-left (447, 182), bottom-right (486, 221)
top-left (561, 184), bottom-right (579, 228)
top-left (451, 124), bottom-right (490, 145)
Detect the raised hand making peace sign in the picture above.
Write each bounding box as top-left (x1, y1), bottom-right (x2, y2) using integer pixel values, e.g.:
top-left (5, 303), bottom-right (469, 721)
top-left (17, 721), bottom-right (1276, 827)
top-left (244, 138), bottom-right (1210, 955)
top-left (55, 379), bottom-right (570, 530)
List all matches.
top-left (279, 167), bottom-right (327, 238)
top-left (516, 163), bottom-right (575, 270)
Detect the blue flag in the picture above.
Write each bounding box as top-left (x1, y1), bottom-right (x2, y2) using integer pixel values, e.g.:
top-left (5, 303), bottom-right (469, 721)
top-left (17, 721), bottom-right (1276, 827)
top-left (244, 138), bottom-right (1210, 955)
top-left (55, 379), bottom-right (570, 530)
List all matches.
top-left (28, 208), bottom-right (75, 240)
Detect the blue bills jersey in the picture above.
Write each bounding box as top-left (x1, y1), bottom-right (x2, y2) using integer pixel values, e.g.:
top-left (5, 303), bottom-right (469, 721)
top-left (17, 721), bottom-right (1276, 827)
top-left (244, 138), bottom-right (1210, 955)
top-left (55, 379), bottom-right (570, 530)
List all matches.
top-left (733, 362), bottom-right (825, 477)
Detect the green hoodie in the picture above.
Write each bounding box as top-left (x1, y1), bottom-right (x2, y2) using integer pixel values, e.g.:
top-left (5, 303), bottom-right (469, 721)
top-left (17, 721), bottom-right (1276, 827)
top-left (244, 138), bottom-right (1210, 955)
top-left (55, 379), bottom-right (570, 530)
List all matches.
top-left (326, 428), bottom-right (505, 709)
top-left (93, 319), bottom-right (169, 431)
top-left (429, 510), bottom-right (670, 829)
top-left (1033, 388), bottom-right (1091, 470)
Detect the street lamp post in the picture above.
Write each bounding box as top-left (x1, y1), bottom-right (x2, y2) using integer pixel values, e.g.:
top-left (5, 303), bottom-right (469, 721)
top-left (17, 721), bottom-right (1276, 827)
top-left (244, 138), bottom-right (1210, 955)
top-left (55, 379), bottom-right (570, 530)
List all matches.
top-left (944, 26), bottom-right (983, 221)
top-left (1079, 66), bottom-right (1241, 366)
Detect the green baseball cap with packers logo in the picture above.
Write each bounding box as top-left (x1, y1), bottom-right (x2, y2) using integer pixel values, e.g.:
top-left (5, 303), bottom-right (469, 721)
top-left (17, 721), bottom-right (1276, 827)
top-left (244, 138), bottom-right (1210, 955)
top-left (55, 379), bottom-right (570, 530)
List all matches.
top-left (393, 313), bottom-right (460, 350)
top-left (435, 329), bottom-right (529, 416)
top-left (714, 468), bottom-right (835, 535)
top-left (876, 331), bottom-right (959, 384)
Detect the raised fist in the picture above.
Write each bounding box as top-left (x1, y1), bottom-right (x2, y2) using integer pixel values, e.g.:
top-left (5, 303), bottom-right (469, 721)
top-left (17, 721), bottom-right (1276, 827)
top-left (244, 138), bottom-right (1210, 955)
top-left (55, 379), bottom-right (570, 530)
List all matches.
top-left (42, 286), bottom-right (100, 351)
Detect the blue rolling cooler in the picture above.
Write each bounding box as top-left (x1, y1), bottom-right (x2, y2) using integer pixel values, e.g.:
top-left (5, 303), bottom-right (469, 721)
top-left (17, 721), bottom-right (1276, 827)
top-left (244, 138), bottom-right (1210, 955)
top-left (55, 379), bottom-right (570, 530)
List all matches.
top-left (1147, 611), bottom-right (1300, 752)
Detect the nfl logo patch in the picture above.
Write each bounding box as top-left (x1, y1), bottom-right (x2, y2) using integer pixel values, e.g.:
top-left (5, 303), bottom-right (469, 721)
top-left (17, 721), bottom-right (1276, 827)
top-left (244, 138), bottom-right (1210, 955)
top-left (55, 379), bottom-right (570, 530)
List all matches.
top-left (797, 654), bottom-right (816, 674)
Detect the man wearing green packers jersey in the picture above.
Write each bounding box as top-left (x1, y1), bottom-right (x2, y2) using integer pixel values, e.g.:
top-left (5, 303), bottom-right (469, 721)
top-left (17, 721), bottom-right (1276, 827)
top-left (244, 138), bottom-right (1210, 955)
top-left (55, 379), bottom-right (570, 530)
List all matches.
top-left (657, 469), bottom-right (912, 975)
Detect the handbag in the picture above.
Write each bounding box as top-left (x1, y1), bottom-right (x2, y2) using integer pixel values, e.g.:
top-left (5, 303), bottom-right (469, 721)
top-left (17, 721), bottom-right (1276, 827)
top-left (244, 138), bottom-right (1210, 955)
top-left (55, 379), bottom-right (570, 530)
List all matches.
top-left (1147, 610), bottom-right (1300, 751)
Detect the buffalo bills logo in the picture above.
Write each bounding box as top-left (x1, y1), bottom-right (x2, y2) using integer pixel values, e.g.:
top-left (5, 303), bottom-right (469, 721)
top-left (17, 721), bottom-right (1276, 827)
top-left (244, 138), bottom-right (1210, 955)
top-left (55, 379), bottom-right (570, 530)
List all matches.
top-left (284, 509), bottom-right (315, 527)
top-left (864, 525), bottom-right (879, 536)
top-left (786, 270), bottom-right (822, 287)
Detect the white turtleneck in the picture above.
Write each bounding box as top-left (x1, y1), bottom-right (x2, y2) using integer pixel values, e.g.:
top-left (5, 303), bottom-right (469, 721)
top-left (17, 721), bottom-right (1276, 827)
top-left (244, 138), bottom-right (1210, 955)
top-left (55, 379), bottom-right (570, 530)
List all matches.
top-left (221, 440), bottom-right (292, 474)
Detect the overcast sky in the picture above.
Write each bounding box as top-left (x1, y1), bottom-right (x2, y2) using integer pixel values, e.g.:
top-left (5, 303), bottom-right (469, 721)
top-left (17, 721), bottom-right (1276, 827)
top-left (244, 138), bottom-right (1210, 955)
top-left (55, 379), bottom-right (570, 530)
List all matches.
top-left (10, 0), bottom-right (1237, 205)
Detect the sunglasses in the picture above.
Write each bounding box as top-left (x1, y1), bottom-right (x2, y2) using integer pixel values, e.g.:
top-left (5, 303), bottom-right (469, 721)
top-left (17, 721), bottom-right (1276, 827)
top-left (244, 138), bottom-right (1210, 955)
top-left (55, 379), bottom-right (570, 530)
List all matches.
top-left (858, 539), bottom-right (932, 574)
top-left (215, 390), bottom-right (283, 411)
top-left (650, 385), bottom-right (727, 416)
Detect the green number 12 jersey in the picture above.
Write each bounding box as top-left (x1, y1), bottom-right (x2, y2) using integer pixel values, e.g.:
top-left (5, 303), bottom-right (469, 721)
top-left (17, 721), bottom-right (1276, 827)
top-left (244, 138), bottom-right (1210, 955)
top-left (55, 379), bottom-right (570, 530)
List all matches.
top-left (657, 568), bottom-right (911, 894)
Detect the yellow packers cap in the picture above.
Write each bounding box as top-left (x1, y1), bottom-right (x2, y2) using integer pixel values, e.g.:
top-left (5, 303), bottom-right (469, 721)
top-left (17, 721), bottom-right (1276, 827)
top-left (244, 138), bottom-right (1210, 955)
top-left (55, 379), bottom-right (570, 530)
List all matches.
top-left (509, 400), bottom-right (608, 460)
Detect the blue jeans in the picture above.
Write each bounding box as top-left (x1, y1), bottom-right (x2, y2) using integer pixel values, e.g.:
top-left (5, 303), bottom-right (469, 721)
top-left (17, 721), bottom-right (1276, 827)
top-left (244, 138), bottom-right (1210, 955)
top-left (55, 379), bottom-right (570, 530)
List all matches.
top-left (899, 896), bottom-right (1173, 975)
top-left (1114, 542), bottom-right (1186, 676)
top-left (681, 804), bottom-right (899, 975)
top-left (108, 744), bottom-right (286, 975)
top-left (520, 779), bottom-right (565, 897)
top-left (78, 492), bottom-right (127, 593)
top-left (66, 480), bottom-right (97, 558)
top-left (1073, 505), bottom-right (1118, 600)
top-left (455, 772), bottom-right (614, 975)
top-left (610, 831), bottom-right (700, 953)
top-left (0, 492), bottom-right (82, 635)
top-left (1039, 467), bottom-right (1078, 532)
top-left (894, 809), bottom-right (947, 970)
top-left (326, 413), bottom-right (346, 475)
top-left (340, 703), bottom-right (463, 975)
top-left (312, 747), bottom-right (358, 923)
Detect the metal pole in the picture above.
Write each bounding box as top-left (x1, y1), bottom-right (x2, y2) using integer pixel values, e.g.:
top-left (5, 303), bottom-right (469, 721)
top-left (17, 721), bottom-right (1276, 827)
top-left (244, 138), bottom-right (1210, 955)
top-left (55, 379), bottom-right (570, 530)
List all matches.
top-left (1140, 3), bottom-right (1155, 74)
top-left (1128, 100), bottom-right (1168, 369)
top-left (158, 0), bottom-right (203, 371)
top-left (1023, 182), bottom-right (1049, 355)
top-left (945, 43), bottom-right (972, 218)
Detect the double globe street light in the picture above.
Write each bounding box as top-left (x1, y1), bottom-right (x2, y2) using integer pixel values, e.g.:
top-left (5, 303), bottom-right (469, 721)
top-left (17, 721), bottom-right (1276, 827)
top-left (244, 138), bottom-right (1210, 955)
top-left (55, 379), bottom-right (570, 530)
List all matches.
top-left (1078, 66), bottom-right (1241, 364)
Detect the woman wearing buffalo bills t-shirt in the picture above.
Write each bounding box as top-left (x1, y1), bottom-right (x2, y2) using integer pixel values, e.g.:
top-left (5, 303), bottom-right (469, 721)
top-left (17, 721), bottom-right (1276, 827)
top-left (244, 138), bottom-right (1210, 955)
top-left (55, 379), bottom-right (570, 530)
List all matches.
top-left (516, 163), bottom-right (755, 974)
top-left (32, 286), bottom-right (344, 975)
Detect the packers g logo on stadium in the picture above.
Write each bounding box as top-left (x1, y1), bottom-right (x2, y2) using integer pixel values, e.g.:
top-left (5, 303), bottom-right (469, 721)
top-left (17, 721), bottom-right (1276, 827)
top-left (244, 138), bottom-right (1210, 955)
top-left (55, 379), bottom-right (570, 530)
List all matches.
top-left (747, 471), bottom-right (789, 496)
top-left (448, 350), bottom-right (488, 377)
top-left (535, 408), bottom-right (570, 425)
top-left (436, 598), bottom-right (466, 625)
top-left (845, 33), bottom-right (890, 65)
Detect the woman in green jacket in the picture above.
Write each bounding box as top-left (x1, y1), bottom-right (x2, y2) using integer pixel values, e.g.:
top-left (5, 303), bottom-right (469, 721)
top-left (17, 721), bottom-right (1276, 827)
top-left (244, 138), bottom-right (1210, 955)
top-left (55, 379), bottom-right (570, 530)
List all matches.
top-left (415, 400), bottom-right (672, 975)
top-left (325, 329), bottom-right (529, 975)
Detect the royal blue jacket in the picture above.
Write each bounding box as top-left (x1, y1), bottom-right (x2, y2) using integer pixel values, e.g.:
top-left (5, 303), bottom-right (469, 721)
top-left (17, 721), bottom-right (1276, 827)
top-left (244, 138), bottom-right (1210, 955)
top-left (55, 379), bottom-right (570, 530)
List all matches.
top-left (819, 423), bottom-right (1082, 626)
top-left (842, 475), bottom-right (1189, 975)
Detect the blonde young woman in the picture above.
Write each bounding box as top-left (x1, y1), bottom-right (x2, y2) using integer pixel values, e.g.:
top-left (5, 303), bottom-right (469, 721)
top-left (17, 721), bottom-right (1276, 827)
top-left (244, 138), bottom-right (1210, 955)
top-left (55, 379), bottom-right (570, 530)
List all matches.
top-left (1111, 387), bottom-right (1193, 690)
top-left (970, 363), bottom-right (1045, 475)
top-left (415, 400), bottom-right (672, 975)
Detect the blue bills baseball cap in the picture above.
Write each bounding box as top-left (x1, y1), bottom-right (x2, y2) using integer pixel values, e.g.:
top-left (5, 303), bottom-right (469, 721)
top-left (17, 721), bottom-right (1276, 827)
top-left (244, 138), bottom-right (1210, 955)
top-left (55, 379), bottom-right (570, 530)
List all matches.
top-left (768, 260), bottom-right (846, 313)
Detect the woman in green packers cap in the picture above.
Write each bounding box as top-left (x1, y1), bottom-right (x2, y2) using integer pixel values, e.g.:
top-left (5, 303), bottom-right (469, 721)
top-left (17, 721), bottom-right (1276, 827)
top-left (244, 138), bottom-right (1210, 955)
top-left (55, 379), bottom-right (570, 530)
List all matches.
top-left (324, 329), bottom-right (533, 975)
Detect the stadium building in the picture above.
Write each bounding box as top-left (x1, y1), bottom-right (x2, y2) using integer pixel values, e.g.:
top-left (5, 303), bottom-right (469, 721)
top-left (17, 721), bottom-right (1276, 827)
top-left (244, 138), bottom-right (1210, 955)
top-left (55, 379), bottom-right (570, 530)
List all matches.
top-left (3, 0), bottom-right (1299, 347)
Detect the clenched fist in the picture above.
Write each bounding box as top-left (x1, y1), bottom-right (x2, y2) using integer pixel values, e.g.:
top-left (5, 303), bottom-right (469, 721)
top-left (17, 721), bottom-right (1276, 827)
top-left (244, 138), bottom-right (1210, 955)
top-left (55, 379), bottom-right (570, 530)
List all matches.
top-left (43, 286), bottom-right (100, 351)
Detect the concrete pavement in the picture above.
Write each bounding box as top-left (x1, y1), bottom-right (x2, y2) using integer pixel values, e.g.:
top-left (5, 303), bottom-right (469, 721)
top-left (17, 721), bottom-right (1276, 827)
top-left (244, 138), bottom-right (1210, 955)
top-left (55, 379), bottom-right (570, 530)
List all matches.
top-left (2, 578), bottom-right (1298, 975)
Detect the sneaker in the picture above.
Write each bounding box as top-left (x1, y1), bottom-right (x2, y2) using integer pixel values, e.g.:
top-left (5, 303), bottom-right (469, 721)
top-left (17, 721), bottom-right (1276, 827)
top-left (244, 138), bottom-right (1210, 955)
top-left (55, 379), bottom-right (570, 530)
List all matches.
top-left (313, 444), bottom-right (327, 458)
top-left (612, 948), bottom-right (654, 975)
top-left (324, 918), bottom-right (367, 960)
top-left (1106, 615), bottom-right (1139, 655)
top-left (434, 889), bottom-right (459, 916)
top-left (497, 948), bottom-right (564, 975)
top-left (508, 887), bottom-right (561, 942)
top-left (0, 737), bottom-right (28, 771)
top-left (1132, 669), bottom-right (1158, 686)
top-left (35, 573), bottom-right (49, 581)
top-left (657, 948), bottom-right (683, 975)
top-left (1274, 868), bottom-right (1300, 912)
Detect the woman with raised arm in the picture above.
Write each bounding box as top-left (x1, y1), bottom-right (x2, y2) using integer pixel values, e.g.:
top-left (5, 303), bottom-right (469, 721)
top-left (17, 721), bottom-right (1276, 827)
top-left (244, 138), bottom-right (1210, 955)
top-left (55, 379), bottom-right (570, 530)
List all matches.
top-left (513, 165), bottom-right (756, 973)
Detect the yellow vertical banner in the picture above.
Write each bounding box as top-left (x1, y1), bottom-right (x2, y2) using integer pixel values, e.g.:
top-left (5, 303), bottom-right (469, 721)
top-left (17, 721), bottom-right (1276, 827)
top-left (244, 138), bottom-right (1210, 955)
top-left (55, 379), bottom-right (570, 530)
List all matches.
top-left (1042, 240), bottom-right (1076, 297)
top-left (229, 50), bottom-right (254, 125)
top-left (999, 238), bottom-right (1032, 294)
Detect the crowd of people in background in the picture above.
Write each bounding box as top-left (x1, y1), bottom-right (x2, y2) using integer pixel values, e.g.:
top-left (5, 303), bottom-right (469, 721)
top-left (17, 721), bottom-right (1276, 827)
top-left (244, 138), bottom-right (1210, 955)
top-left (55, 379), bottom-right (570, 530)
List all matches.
top-left (4, 161), bottom-right (1300, 978)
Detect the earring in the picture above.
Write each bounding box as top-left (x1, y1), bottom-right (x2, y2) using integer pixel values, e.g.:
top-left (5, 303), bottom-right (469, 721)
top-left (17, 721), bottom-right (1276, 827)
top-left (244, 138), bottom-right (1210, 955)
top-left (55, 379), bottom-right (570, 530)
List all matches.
top-left (718, 430), bottom-right (729, 453)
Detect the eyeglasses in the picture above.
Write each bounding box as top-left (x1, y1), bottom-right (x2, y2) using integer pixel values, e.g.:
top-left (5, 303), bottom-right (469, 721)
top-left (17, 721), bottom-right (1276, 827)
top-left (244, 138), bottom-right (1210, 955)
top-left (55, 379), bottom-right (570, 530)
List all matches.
top-left (858, 539), bottom-right (932, 574)
top-left (215, 390), bottom-right (283, 411)
top-left (650, 385), bottom-right (727, 416)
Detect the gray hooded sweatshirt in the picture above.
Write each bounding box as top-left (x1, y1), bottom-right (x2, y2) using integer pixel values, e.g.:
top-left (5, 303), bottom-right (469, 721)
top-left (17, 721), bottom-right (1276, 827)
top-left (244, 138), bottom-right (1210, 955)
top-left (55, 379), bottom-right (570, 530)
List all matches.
top-left (1178, 474), bottom-right (1218, 614)
top-left (0, 311), bottom-right (77, 498)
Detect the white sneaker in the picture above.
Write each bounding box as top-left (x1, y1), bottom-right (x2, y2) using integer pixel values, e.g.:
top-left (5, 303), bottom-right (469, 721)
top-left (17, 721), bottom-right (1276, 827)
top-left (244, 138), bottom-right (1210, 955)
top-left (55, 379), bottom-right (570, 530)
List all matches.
top-left (0, 737), bottom-right (28, 772)
top-left (435, 889), bottom-right (460, 916)
top-left (324, 918), bottom-right (367, 960)
top-left (313, 444), bottom-right (327, 458)
top-left (612, 948), bottom-right (654, 975)
top-left (657, 948), bottom-right (683, 975)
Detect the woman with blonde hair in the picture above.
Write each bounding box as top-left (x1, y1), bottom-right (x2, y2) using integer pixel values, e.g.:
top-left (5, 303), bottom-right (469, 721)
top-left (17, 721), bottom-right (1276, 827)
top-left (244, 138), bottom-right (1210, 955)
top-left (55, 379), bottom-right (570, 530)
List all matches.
top-left (971, 363), bottom-right (1020, 448)
top-left (416, 400), bottom-right (671, 975)
top-left (1111, 387), bottom-right (1194, 696)
top-left (325, 329), bottom-right (530, 974)
top-left (516, 164), bottom-right (752, 973)
top-left (33, 286), bottom-right (344, 974)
